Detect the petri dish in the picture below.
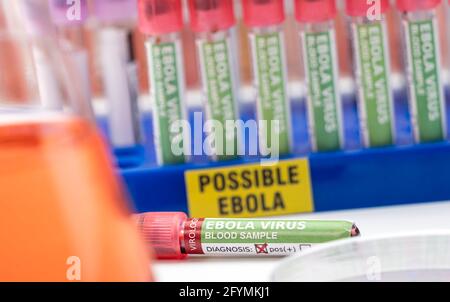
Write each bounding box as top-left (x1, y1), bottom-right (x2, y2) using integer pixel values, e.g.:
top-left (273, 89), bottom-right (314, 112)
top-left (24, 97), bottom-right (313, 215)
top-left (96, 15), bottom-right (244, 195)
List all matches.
top-left (271, 231), bottom-right (450, 282)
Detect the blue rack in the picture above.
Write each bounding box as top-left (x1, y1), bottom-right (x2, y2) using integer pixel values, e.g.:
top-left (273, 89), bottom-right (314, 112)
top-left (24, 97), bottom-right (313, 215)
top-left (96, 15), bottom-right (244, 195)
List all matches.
top-left (102, 88), bottom-right (450, 216)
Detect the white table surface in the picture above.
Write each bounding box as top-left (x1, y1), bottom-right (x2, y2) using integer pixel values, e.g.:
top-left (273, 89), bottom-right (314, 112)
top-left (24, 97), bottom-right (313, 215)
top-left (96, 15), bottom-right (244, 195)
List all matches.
top-left (152, 201), bottom-right (450, 282)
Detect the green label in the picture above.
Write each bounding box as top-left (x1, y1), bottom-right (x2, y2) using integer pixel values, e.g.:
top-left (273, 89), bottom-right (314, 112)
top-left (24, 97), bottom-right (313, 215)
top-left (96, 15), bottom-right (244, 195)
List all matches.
top-left (201, 39), bottom-right (239, 161)
top-left (356, 23), bottom-right (394, 147)
top-left (254, 32), bottom-right (291, 155)
top-left (407, 20), bottom-right (445, 142)
top-left (150, 42), bottom-right (185, 164)
top-left (304, 31), bottom-right (342, 151)
top-left (201, 219), bottom-right (353, 244)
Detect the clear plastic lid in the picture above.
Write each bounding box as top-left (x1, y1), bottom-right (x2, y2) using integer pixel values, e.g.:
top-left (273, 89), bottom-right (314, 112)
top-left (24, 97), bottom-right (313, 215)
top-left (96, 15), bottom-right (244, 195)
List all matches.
top-left (272, 231), bottom-right (450, 282)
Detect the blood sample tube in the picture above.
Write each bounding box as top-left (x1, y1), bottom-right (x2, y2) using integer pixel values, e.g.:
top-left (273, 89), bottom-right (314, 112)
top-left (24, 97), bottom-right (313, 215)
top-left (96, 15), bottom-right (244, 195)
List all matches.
top-left (188, 0), bottom-right (241, 161)
top-left (295, 0), bottom-right (345, 152)
top-left (138, 0), bottom-right (189, 165)
top-left (346, 0), bottom-right (396, 147)
top-left (135, 212), bottom-right (360, 259)
top-left (242, 0), bottom-right (293, 157)
top-left (396, 0), bottom-right (447, 143)
top-left (93, 0), bottom-right (143, 149)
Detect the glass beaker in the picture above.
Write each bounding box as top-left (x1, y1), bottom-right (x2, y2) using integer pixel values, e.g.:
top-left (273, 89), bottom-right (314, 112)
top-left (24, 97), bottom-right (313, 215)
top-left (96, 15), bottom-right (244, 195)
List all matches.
top-left (0, 0), bottom-right (152, 282)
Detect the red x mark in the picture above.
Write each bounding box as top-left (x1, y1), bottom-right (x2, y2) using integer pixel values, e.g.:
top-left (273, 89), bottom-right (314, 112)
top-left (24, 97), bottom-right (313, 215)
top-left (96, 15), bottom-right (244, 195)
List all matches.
top-left (255, 243), bottom-right (269, 254)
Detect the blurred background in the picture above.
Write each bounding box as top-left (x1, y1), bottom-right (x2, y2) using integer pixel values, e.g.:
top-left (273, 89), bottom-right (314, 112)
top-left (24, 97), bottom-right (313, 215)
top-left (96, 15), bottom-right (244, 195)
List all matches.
top-left (1, 0), bottom-right (449, 111)
top-left (0, 0), bottom-right (449, 282)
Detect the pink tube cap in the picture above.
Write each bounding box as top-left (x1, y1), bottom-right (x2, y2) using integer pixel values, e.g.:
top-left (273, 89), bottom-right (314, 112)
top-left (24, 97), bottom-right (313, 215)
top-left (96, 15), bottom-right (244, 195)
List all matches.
top-left (242, 0), bottom-right (285, 28)
top-left (188, 0), bottom-right (236, 33)
top-left (92, 0), bottom-right (138, 23)
top-left (138, 0), bottom-right (184, 35)
top-left (295, 0), bottom-right (337, 23)
top-left (345, 0), bottom-right (390, 17)
top-left (396, 0), bottom-right (442, 12)
top-left (48, 0), bottom-right (88, 26)
top-left (135, 212), bottom-right (187, 260)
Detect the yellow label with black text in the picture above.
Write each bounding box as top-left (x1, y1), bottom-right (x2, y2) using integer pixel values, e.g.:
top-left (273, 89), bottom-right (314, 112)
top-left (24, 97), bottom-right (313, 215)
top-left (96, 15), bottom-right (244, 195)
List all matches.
top-left (185, 158), bottom-right (314, 218)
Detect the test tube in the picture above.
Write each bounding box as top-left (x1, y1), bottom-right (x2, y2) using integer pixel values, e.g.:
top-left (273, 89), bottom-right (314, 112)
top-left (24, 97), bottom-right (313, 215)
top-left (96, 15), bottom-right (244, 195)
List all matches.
top-left (345, 0), bottom-right (396, 147)
top-left (93, 0), bottom-right (143, 149)
top-left (295, 0), bottom-right (344, 152)
top-left (45, 0), bottom-right (93, 119)
top-left (242, 0), bottom-right (293, 156)
top-left (138, 0), bottom-right (189, 165)
top-left (396, 0), bottom-right (446, 142)
top-left (188, 0), bottom-right (241, 161)
top-left (135, 212), bottom-right (360, 258)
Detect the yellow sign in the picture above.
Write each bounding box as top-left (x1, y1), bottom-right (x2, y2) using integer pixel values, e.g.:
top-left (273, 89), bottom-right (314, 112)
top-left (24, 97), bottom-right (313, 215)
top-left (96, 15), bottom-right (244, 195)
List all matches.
top-left (185, 158), bottom-right (314, 218)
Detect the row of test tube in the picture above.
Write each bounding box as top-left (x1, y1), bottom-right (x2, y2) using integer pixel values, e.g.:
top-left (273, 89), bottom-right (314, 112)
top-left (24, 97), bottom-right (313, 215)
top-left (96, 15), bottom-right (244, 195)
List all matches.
top-left (142, 0), bottom-right (450, 166)
top-left (40, 1), bottom-right (450, 166)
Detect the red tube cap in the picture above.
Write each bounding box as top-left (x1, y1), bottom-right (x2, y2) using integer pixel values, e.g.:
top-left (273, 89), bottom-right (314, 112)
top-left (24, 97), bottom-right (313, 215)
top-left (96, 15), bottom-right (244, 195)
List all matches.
top-left (294, 0), bottom-right (337, 23)
top-left (345, 0), bottom-right (390, 17)
top-left (188, 0), bottom-right (236, 33)
top-left (135, 212), bottom-right (187, 260)
top-left (396, 0), bottom-right (442, 12)
top-left (138, 0), bottom-right (184, 35)
top-left (242, 0), bottom-right (285, 28)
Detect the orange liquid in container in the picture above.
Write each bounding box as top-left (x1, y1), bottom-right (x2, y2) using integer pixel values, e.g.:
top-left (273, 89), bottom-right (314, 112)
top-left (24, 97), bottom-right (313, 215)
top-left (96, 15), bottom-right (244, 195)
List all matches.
top-left (0, 113), bottom-right (152, 281)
